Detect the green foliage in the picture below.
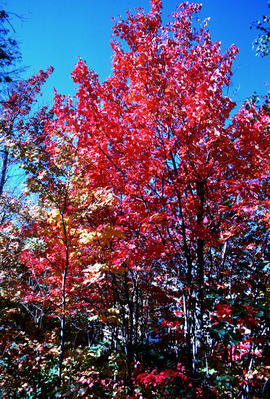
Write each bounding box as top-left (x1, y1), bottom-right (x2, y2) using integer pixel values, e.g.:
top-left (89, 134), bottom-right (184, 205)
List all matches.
top-left (251, 15), bottom-right (270, 57)
top-left (0, 9), bottom-right (21, 84)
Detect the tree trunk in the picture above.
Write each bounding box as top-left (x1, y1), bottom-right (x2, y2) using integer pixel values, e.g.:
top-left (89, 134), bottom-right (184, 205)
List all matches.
top-left (58, 211), bottom-right (69, 386)
top-left (0, 148), bottom-right (8, 196)
top-left (196, 181), bottom-right (205, 338)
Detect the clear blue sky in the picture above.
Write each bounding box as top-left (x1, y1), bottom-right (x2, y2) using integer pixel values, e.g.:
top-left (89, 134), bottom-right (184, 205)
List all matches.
top-left (3, 0), bottom-right (270, 107)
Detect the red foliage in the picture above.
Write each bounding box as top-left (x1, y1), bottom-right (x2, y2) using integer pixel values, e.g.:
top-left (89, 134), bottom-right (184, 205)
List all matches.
top-left (5, 1), bottom-right (269, 397)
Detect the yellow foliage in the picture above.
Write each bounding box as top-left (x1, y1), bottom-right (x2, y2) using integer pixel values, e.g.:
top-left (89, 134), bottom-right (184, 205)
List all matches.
top-left (78, 230), bottom-right (100, 245)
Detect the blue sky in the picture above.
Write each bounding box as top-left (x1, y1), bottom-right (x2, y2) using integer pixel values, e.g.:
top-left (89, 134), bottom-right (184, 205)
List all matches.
top-left (3, 0), bottom-right (270, 107)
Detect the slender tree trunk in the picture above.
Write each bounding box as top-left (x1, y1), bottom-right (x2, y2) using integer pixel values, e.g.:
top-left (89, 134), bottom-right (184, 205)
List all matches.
top-left (0, 148), bottom-right (8, 196)
top-left (58, 212), bottom-right (69, 386)
top-left (125, 272), bottom-right (134, 396)
top-left (58, 264), bottom-right (67, 386)
top-left (196, 181), bottom-right (205, 340)
top-left (197, 236), bottom-right (205, 333)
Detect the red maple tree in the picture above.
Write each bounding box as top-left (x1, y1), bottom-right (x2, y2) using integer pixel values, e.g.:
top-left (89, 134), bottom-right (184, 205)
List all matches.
top-left (5, 1), bottom-right (269, 397)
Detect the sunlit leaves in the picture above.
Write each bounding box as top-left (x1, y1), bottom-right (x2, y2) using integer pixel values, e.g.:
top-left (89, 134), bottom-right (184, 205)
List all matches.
top-left (1, 1), bottom-right (269, 397)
